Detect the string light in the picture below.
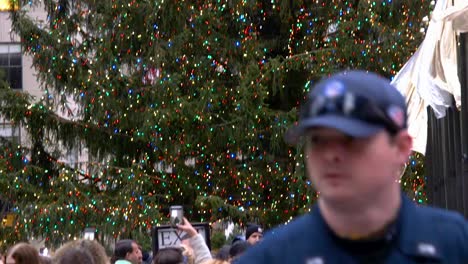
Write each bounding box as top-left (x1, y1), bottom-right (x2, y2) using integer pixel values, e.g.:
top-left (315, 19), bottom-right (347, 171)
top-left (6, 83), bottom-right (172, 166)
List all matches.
top-left (0, 0), bottom-right (432, 247)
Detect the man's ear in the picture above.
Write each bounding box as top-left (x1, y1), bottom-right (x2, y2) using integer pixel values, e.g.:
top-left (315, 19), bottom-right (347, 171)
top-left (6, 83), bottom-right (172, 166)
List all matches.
top-left (394, 130), bottom-right (413, 164)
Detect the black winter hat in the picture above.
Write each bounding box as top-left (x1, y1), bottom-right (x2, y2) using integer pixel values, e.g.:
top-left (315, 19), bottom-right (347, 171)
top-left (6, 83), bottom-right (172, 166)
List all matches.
top-left (245, 224), bottom-right (263, 240)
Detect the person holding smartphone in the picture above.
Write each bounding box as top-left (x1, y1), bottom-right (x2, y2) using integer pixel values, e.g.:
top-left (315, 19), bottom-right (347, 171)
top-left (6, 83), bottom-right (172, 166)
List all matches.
top-left (154, 217), bottom-right (212, 264)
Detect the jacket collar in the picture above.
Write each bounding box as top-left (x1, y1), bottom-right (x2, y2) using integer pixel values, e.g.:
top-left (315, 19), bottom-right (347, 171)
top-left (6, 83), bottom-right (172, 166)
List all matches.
top-left (311, 194), bottom-right (442, 261)
top-left (396, 194), bottom-right (442, 261)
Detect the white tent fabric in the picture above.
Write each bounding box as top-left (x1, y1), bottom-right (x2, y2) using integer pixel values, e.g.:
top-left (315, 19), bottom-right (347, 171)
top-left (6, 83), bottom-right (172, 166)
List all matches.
top-left (391, 0), bottom-right (468, 154)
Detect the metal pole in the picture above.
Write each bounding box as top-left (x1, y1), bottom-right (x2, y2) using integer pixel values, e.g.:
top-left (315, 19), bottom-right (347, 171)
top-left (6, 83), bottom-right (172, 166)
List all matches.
top-left (458, 33), bottom-right (468, 216)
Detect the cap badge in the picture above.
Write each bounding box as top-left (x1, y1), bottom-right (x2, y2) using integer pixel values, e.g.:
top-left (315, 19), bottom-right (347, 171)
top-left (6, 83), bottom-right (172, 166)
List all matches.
top-left (323, 80), bottom-right (344, 99)
top-left (387, 105), bottom-right (405, 128)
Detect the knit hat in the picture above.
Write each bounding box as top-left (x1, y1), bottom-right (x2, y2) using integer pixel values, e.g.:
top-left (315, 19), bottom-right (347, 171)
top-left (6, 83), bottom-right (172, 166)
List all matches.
top-left (245, 224), bottom-right (263, 240)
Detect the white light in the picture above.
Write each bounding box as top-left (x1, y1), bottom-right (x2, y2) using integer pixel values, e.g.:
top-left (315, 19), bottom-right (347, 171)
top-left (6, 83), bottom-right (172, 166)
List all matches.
top-left (83, 227), bottom-right (96, 240)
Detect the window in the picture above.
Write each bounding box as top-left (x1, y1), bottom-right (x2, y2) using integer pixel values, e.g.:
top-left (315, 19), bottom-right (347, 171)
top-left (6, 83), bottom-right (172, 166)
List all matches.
top-left (0, 120), bottom-right (20, 146)
top-left (0, 44), bottom-right (22, 89)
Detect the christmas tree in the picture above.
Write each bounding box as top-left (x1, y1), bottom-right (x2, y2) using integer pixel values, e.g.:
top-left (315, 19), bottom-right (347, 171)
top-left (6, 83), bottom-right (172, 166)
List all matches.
top-left (0, 0), bottom-right (432, 247)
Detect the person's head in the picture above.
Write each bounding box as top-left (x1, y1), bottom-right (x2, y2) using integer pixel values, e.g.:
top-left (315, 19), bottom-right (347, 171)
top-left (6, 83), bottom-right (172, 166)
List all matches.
top-left (113, 239), bottom-right (142, 264)
top-left (229, 240), bottom-right (250, 262)
top-left (231, 235), bottom-right (244, 245)
top-left (39, 256), bottom-right (52, 264)
top-left (53, 239), bottom-right (109, 264)
top-left (285, 70), bottom-right (412, 205)
top-left (142, 250), bottom-right (151, 264)
top-left (5, 243), bottom-right (41, 264)
top-left (54, 247), bottom-right (95, 264)
top-left (245, 224), bottom-right (263, 245)
top-left (152, 247), bottom-right (184, 264)
top-left (214, 245), bottom-right (231, 261)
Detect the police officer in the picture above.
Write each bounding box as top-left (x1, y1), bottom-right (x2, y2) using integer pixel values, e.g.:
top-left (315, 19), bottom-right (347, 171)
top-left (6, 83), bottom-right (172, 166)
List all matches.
top-left (237, 70), bottom-right (468, 263)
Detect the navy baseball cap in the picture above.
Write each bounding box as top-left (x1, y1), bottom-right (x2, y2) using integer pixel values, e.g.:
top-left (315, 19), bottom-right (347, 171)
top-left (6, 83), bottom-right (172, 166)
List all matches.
top-left (285, 70), bottom-right (407, 145)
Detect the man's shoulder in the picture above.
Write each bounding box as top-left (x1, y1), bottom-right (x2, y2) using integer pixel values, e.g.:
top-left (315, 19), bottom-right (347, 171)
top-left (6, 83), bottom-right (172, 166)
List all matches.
top-left (410, 203), bottom-right (467, 231)
top-left (262, 212), bottom-right (317, 241)
top-left (398, 201), bottom-right (468, 261)
top-left (400, 196), bottom-right (468, 243)
top-left (236, 212), bottom-right (326, 263)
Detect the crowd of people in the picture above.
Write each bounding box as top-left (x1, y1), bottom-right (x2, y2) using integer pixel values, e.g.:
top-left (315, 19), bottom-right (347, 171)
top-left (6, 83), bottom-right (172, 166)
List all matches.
top-left (0, 217), bottom-right (262, 264)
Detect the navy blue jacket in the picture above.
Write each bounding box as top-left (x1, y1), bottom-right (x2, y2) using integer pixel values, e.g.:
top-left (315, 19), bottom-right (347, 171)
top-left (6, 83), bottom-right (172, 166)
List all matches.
top-left (237, 195), bottom-right (468, 263)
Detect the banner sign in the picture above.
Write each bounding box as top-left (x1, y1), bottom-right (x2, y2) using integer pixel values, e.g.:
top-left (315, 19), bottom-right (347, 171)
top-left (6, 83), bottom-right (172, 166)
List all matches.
top-left (152, 223), bottom-right (211, 254)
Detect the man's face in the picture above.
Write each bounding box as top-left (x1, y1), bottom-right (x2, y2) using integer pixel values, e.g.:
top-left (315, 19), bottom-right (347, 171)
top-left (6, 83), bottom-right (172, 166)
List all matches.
top-left (304, 128), bottom-right (410, 205)
top-left (247, 232), bottom-right (263, 245)
top-left (125, 242), bottom-right (142, 264)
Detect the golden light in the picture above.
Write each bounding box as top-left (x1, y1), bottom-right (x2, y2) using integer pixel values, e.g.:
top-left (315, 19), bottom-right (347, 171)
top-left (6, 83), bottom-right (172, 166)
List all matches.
top-left (0, 0), bottom-right (18, 11)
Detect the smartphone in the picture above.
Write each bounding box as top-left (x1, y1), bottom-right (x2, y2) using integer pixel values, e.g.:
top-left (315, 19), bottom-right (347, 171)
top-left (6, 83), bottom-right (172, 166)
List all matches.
top-left (169, 205), bottom-right (184, 226)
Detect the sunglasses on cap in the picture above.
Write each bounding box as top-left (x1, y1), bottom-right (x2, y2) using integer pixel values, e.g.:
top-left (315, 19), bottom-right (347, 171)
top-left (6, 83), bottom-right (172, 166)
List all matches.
top-left (303, 90), bottom-right (405, 135)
